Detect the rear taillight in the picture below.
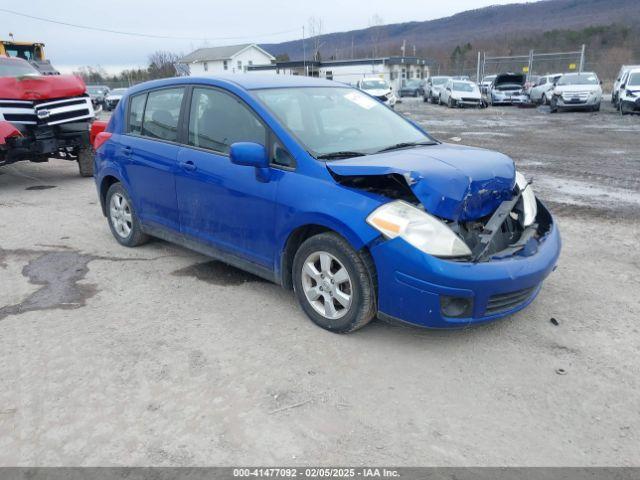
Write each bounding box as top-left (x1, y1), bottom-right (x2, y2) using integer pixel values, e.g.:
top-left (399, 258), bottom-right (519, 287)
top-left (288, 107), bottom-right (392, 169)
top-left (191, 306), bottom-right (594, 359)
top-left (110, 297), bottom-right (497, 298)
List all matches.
top-left (93, 132), bottom-right (112, 151)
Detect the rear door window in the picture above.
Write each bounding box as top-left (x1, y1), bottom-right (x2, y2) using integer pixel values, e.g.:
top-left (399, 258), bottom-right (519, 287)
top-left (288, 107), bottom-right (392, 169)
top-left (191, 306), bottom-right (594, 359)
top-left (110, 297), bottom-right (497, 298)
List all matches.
top-left (141, 88), bottom-right (185, 142)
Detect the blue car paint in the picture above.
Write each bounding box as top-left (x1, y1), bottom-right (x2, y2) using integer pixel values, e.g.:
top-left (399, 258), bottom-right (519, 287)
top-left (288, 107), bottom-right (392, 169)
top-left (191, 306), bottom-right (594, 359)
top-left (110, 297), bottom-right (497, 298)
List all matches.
top-left (94, 75), bottom-right (561, 329)
top-left (326, 143), bottom-right (516, 221)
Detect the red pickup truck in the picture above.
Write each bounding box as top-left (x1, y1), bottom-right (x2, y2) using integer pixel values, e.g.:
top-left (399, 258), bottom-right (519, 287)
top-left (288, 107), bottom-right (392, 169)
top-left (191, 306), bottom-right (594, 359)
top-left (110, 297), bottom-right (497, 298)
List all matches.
top-left (0, 56), bottom-right (96, 176)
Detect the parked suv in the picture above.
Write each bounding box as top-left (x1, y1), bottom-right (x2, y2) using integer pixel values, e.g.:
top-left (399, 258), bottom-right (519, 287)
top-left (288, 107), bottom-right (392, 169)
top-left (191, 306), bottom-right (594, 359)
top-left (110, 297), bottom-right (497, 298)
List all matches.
top-left (549, 72), bottom-right (602, 112)
top-left (618, 68), bottom-right (640, 115)
top-left (93, 75), bottom-right (560, 333)
top-left (612, 65), bottom-right (640, 107)
top-left (528, 73), bottom-right (562, 105)
top-left (423, 76), bottom-right (451, 103)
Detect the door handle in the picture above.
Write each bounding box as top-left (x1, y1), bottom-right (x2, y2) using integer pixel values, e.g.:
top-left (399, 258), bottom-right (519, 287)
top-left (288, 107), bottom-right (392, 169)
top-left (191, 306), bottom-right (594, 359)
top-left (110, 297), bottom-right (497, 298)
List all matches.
top-left (179, 160), bottom-right (196, 172)
top-left (122, 146), bottom-right (132, 157)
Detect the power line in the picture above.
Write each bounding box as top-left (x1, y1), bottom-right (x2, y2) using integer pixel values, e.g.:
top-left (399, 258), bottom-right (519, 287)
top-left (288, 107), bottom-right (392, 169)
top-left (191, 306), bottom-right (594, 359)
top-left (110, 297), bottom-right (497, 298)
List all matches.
top-left (0, 8), bottom-right (299, 42)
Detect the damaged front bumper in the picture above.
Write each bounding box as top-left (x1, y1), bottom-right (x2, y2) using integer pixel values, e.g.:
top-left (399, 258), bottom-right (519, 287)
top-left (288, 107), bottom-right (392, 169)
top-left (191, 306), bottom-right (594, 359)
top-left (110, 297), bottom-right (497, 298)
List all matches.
top-left (371, 201), bottom-right (561, 328)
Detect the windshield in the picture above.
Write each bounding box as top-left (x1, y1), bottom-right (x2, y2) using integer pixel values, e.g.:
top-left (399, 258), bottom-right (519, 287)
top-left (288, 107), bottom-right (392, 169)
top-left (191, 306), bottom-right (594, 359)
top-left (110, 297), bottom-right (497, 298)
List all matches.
top-left (254, 87), bottom-right (434, 157)
top-left (360, 79), bottom-right (388, 90)
top-left (110, 88), bottom-right (127, 95)
top-left (87, 86), bottom-right (106, 94)
top-left (558, 74), bottom-right (599, 86)
top-left (627, 73), bottom-right (640, 86)
top-left (403, 80), bottom-right (421, 88)
top-left (482, 76), bottom-right (496, 83)
top-left (453, 82), bottom-right (474, 92)
top-left (0, 59), bottom-right (40, 77)
top-left (432, 77), bottom-right (449, 86)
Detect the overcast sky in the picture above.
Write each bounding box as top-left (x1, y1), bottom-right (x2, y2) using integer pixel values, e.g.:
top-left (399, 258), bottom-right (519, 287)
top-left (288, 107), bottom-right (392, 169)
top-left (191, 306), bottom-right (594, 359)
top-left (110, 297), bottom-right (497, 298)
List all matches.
top-left (2, 0), bottom-right (526, 74)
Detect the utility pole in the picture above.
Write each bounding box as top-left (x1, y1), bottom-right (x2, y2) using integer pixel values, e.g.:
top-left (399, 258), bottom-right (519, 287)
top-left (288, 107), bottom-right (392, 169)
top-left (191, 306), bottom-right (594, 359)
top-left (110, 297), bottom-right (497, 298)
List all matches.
top-left (476, 51), bottom-right (481, 83)
top-left (302, 26), bottom-right (306, 76)
top-left (401, 40), bottom-right (406, 57)
top-left (528, 49), bottom-right (534, 81)
top-left (412, 45), bottom-right (416, 56)
top-left (579, 44), bottom-right (586, 73)
top-left (351, 36), bottom-right (354, 59)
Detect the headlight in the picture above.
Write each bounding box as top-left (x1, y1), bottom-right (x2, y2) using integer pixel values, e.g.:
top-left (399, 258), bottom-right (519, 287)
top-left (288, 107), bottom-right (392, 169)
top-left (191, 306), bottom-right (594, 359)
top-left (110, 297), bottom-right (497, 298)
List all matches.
top-left (367, 201), bottom-right (471, 258)
top-left (515, 171), bottom-right (537, 227)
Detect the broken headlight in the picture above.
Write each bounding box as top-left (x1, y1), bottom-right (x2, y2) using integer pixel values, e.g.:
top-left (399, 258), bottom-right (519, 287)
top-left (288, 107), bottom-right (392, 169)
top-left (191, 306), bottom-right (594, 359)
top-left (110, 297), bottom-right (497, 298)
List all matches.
top-left (516, 171), bottom-right (537, 227)
top-left (367, 200), bottom-right (472, 258)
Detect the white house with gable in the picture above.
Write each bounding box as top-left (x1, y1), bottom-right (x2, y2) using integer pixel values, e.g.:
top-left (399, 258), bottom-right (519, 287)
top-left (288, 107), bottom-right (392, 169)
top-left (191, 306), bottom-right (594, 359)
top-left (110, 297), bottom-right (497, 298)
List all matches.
top-left (179, 44), bottom-right (275, 76)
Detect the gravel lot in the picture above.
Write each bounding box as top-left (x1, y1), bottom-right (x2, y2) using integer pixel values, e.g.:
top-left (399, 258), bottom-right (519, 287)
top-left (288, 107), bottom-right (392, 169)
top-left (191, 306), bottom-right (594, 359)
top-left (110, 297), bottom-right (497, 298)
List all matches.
top-left (0, 99), bottom-right (639, 466)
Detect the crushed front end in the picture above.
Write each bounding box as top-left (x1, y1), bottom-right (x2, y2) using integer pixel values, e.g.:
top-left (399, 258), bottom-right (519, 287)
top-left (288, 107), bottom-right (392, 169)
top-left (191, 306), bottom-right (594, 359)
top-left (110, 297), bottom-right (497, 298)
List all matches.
top-left (327, 146), bottom-right (561, 328)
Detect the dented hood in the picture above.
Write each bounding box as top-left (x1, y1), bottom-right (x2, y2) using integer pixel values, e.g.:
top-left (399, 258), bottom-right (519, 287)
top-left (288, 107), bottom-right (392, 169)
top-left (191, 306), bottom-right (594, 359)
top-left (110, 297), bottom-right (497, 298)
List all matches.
top-left (0, 75), bottom-right (87, 100)
top-left (326, 143), bottom-right (516, 221)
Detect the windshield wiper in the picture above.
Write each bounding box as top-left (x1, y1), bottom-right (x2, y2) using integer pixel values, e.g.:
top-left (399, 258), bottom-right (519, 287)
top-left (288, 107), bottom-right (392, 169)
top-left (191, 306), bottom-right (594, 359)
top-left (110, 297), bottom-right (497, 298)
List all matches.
top-left (316, 151), bottom-right (367, 160)
top-left (375, 141), bottom-right (436, 153)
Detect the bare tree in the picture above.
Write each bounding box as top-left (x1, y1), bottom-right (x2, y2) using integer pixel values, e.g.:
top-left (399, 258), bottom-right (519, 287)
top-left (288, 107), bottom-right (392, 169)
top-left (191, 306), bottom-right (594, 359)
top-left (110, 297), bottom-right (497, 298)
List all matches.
top-left (147, 51), bottom-right (181, 80)
top-left (308, 16), bottom-right (324, 61)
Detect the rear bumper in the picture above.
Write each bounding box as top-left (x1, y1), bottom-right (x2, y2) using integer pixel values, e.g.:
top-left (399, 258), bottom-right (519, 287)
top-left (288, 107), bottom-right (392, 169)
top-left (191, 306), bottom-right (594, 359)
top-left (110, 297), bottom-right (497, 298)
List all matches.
top-left (371, 205), bottom-right (561, 329)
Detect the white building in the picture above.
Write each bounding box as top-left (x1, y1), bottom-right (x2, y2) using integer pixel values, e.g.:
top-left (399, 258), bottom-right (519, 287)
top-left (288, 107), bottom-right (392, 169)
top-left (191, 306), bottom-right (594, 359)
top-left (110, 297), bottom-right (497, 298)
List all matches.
top-left (179, 44), bottom-right (275, 76)
top-left (247, 57), bottom-right (432, 92)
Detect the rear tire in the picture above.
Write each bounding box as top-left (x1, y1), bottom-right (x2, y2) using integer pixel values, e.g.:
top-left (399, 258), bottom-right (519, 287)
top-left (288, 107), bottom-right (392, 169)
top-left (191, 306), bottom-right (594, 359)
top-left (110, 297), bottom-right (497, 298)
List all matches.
top-left (105, 183), bottom-right (149, 247)
top-left (541, 93), bottom-right (548, 105)
top-left (292, 232), bottom-right (376, 333)
top-left (77, 147), bottom-right (94, 177)
top-left (550, 97), bottom-right (559, 113)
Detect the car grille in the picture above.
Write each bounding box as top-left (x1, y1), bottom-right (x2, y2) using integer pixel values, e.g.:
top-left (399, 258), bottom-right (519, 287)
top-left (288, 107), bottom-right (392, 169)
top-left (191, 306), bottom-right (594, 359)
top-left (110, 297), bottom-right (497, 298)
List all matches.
top-left (484, 286), bottom-right (538, 316)
top-left (0, 96), bottom-right (94, 126)
top-left (562, 91), bottom-right (589, 102)
top-left (461, 97), bottom-right (480, 102)
top-left (374, 94), bottom-right (389, 101)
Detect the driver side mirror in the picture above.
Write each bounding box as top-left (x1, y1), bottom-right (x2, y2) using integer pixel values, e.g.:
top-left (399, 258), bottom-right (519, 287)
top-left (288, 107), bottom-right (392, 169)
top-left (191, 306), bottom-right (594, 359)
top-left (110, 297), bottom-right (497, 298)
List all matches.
top-left (230, 142), bottom-right (271, 182)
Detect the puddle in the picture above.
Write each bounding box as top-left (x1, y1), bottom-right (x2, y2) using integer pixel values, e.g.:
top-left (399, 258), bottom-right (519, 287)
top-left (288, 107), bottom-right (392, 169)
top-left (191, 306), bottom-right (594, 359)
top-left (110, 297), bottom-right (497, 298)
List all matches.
top-left (0, 251), bottom-right (97, 321)
top-left (25, 185), bottom-right (57, 191)
top-left (172, 260), bottom-right (265, 286)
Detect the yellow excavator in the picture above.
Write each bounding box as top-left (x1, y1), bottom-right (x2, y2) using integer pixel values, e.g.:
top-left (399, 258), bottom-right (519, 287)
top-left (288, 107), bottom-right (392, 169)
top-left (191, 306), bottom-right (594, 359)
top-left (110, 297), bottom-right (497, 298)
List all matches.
top-left (1, 39), bottom-right (59, 74)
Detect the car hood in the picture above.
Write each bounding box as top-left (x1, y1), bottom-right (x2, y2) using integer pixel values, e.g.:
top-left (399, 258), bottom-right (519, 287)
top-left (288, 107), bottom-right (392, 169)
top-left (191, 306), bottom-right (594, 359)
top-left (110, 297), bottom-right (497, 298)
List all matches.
top-left (326, 143), bottom-right (516, 221)
top-left (494, 73), bottom-right (525, 87)
top-left (554, 85), bottom-right (601, 93)
top-left (0, 74), bottom-right (87, 100)
top-left (452, 90), bottom-right (481, 98)
top-left (364, 89), bottom-right (391, 96)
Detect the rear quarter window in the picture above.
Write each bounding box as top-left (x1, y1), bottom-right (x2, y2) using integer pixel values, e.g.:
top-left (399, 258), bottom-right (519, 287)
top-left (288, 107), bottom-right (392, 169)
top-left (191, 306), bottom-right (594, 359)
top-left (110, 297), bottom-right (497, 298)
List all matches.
top-left (128, 93), bottom-right (146, 135)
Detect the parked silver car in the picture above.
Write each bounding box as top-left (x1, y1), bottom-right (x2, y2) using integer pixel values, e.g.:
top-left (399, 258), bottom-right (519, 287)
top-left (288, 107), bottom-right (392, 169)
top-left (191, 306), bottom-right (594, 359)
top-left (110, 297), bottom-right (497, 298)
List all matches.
top-left (529, 73), bottom-right (563, 105)
top-left (490, 73), bottom-right (527, 105)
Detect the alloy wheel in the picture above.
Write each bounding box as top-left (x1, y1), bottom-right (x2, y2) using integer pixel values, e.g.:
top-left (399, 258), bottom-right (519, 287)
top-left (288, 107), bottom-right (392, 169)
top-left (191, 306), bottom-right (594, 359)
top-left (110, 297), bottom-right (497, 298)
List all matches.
top-left (301, 251), bottom-right (353, 320)
top-left (109, 193), bottom-right (133, 238)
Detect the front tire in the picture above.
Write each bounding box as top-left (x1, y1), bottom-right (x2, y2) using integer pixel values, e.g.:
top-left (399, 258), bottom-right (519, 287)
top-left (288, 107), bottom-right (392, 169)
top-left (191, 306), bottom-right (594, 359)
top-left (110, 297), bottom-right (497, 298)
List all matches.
top-left (292, 233), bottom-right (376, 333)
top-left (550, 97), bottom-right (559, 113)
top-left (106, 183), bottom-right (149, 247)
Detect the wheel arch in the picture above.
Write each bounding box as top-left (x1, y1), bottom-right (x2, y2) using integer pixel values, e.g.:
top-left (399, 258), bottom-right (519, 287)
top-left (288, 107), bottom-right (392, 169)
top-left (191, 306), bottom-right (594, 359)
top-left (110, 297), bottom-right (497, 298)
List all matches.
top-left (279, 220), bottom-right (378, 291)
top-left (99, 174), bottom-right (122, 216)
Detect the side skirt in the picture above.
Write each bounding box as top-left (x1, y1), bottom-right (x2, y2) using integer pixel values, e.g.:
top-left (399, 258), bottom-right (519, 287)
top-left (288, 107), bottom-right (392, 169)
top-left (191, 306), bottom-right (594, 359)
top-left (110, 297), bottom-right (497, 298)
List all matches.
top-left (142, 222), bottom-right (280, 285)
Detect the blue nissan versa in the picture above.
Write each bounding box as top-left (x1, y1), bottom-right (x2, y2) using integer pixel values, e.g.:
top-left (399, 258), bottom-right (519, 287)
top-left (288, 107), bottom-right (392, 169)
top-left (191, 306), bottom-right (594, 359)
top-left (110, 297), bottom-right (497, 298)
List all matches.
top-left (93, 75), bottom-right (561, 333)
